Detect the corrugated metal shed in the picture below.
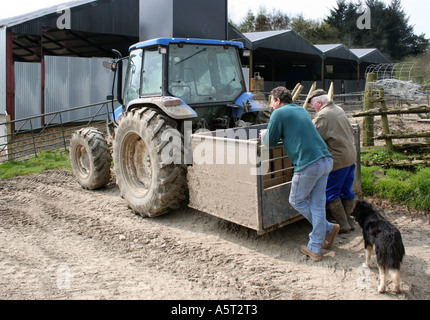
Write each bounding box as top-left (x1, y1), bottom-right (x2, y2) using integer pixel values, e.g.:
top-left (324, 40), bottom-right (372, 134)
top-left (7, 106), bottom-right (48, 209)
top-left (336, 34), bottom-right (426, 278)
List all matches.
top-left (0, 0), bottom-right (139, 37)
top-left (1, 0), bottom-right (140, 122)
top-left (0, 0), bottom-right (95, 30)
top-left (315, 44), bottom-right (358, 62)
top-left (14, 61), bottom-right (41, 125)
top-left (350, 48), bottom-right (390, 64)
top-left (244, 30), bottom-right (323, 58)
top-left (238, 29), bottom-right (390, 92)
top-left (44, 55), bottom-right (114, 120)
top-left (0, 0), bottom-right (139, 62)
top-left (228, 24), bottom-right (252, 50)
top-left (314, 44), bottom-right (360, 88)
top-left (12, 55), bottom-right (115, 130)
top-left (239, 30), bottom-right (323, 90)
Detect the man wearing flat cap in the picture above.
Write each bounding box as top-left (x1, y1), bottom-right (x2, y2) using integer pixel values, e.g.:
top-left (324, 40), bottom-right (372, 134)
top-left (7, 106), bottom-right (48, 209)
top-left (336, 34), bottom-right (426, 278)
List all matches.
top-left (309, 89), bottom-right (357, 233)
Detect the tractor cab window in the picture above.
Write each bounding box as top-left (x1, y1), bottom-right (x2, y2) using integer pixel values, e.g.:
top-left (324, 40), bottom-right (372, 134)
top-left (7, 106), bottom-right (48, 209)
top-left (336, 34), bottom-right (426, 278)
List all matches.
top-left (123, 49), bottom-right (143, 107)
top-left (141, 49), bottom-right (163, 96)
top-left (168, 44), bottom-right (246, 105)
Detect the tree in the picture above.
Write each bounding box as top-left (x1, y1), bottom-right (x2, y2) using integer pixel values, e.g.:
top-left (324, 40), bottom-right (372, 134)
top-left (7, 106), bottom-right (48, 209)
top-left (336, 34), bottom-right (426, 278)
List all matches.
top-left (411, 34), bottom-right (430, 57)
top-left (238, 10), bottom-right (257, 33)
top-left (237, 6), bottom-right (290, 33)
top-left (325, 0), bottom-right (358, 47)
top-left (325, 0), bottom-right (430, 61)
top-left (290, 14), bottom-right (339, 44)
top-left (269, 9), bottom-right (290, 30)
top-left (254, 6), bottom-right (271, 31)
top-left (236, 6), bottom-right (337, 44)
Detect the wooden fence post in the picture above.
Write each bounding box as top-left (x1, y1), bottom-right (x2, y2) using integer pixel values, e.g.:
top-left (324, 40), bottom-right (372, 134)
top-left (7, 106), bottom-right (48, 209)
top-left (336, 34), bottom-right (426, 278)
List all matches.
top-left (378, 88), bottom-right (394, 153)
top-left (363, 73), bottom-right (377, 146)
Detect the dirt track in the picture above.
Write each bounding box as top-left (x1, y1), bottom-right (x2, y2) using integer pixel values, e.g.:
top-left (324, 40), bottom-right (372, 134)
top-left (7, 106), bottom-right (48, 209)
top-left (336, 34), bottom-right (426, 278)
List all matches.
top-left (0, 169), bottom-right (429, 300)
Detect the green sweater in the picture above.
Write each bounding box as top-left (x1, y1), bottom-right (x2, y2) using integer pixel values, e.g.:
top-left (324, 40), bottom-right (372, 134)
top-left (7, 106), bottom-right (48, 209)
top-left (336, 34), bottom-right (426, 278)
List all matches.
top-left (262, 103), bottom-right (332, 172)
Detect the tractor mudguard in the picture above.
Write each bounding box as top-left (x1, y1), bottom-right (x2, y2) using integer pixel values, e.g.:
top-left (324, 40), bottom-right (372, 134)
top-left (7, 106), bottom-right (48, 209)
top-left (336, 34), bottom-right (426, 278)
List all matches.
top-left (126, 97), bottom-right (198, 120)
top-left (233, 92), bottom-right (271, 118)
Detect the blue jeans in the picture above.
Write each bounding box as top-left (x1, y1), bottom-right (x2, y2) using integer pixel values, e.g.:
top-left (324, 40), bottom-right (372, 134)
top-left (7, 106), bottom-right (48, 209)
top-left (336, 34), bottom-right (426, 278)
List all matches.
top-left (326, 164), bottom-right (356, 204)
top-left (289, 157), bottom-right (334, 254)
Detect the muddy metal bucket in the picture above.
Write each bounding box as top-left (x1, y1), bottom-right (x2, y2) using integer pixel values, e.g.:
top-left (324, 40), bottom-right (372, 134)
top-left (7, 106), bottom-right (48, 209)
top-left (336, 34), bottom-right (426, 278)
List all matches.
top-left (187, 124), bottom-right (361, 235)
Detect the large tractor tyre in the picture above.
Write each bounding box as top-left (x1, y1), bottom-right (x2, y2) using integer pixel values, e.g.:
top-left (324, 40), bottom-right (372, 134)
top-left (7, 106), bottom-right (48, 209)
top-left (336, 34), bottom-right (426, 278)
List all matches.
top-left (70, 127), bottom-right (112, 190)
top-left (113, 107), bottom-right (187, 218)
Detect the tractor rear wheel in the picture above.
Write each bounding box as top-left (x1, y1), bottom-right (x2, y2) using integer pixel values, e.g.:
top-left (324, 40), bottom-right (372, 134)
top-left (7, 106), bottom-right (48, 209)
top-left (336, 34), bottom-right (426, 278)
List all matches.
top-left (70, 127), bottom-right (112, 189)
top-left (113, 107), bottom-right (187, 217)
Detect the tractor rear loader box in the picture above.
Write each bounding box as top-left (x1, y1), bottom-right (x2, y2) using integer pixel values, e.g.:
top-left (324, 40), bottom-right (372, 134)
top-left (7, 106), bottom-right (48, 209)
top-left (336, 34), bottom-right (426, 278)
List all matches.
top-left (187, 124), bottom-right (361, 235)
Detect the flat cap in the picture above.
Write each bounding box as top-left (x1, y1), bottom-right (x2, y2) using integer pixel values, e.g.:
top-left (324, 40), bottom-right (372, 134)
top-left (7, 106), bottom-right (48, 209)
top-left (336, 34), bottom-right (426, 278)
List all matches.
top-left (307, 89), bottom-right (327, 104)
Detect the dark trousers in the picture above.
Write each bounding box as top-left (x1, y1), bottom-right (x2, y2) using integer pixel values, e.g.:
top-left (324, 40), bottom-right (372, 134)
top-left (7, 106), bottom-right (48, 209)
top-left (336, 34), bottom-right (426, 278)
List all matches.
top-left (326, 164), bottom-right (356, 204)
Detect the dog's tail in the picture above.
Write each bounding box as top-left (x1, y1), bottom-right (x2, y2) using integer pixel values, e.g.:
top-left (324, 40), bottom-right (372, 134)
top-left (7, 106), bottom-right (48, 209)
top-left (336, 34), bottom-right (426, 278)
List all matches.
top-left (376, 229), bottom-right (405, 270)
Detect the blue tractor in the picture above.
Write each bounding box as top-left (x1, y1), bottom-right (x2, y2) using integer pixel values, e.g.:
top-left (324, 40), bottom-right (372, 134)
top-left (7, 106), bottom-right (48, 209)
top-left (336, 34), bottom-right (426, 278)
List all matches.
top-left (69, 38), bottom-right (271, 217)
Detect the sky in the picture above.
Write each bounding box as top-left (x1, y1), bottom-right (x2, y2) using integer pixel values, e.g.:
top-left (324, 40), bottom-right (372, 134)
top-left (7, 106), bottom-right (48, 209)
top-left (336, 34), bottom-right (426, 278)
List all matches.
top-left (0, 0), bottom-right (428, 37)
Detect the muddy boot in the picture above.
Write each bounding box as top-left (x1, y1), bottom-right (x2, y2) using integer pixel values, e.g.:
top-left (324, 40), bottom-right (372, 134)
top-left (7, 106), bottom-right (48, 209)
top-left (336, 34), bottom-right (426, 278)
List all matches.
top-left (342, 198), bottom-right (356, 230)
top-left (327, 198), bottom-right (352, 233)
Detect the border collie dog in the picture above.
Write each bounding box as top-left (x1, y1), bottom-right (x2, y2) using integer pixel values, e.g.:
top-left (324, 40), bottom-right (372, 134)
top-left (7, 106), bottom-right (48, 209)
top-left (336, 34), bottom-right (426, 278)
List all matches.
top-left (351, 200), bottom-right (405, 293)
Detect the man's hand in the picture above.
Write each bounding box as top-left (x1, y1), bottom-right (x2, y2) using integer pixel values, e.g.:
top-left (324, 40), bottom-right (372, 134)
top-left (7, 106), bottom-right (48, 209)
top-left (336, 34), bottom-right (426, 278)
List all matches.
top-left (259, 129), bottom-right (267, 139)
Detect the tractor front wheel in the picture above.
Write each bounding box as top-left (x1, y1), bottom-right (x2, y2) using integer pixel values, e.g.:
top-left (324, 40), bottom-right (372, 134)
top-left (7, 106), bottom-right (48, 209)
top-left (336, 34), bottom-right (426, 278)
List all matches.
top-left (70, 127), bottom-right (112, 189)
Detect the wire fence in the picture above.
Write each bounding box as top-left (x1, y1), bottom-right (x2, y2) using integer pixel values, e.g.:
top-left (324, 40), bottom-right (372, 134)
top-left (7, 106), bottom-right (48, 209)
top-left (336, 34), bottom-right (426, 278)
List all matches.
top-left (352, 66), bottom-right (430, 150)
top-left (0, 100), bottom-right (115, 163)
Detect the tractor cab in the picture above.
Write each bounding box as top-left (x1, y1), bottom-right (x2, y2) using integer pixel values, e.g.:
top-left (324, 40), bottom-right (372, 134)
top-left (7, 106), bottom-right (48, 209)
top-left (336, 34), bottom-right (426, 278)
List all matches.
top-left (108, 38), bottom-right (269, 133)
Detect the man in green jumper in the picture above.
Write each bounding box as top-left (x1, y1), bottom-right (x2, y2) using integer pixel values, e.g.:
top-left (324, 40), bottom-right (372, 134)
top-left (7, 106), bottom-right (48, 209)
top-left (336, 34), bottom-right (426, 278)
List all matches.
top-left (260, 86), bottom-right (340, 261)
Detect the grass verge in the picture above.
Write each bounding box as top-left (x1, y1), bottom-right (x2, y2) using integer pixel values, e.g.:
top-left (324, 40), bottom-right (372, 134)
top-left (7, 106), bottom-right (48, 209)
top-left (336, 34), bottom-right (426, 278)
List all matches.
top-left (0, 149), bottom-right (71, 179)
top-left (362, 165), bottom-right (430, 211)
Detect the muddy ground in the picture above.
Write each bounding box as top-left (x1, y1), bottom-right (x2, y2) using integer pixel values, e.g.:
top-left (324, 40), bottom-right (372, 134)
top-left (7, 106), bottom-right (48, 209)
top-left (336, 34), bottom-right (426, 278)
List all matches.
top-left (0, 169), bottom-right (428, 301)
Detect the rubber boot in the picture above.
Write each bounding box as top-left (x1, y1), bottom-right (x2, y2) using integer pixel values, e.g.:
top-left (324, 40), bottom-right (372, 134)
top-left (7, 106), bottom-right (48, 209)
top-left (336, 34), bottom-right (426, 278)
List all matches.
top-left (342, 198), bottom-right (356, 230)
top-left (327, 198), bottom-right (352, 233)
